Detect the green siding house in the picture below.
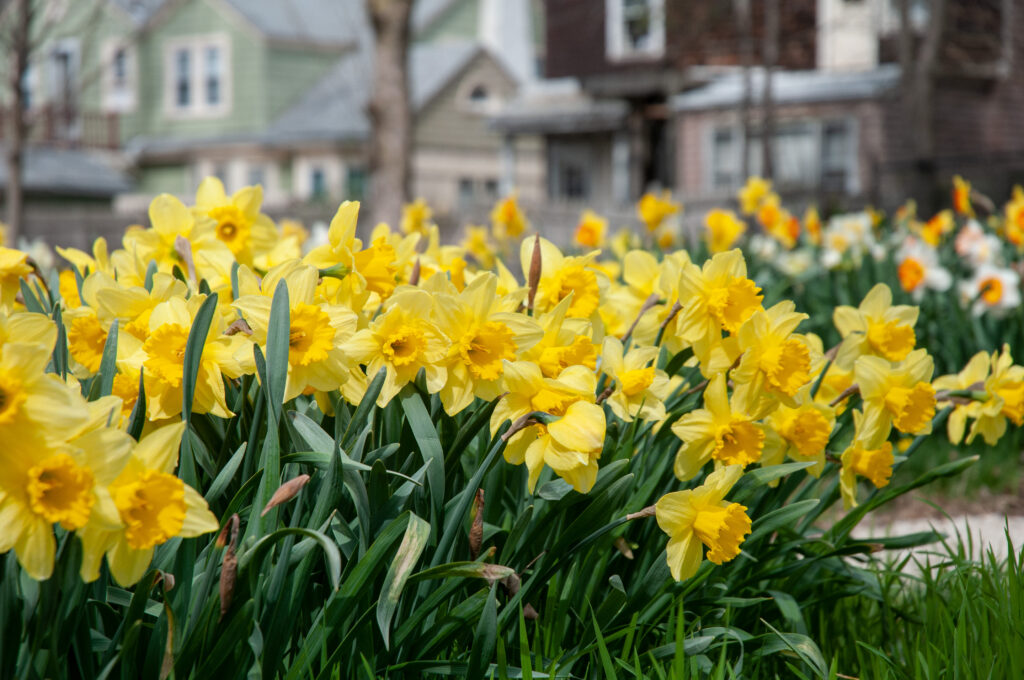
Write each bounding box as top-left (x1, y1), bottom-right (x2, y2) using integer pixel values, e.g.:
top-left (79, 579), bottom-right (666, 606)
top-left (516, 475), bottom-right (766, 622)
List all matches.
top-left (4, 0), bottom-right (544, 230)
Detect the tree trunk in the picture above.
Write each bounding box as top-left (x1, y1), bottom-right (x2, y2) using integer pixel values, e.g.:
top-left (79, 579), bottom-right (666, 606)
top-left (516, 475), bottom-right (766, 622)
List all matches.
top-left (4, 0), bottom-right (31, 246)
top-left (367, 0), bottom-right (413, 229)
top-left (734, 0), bottom-right (753, 183)
top-left (905, 0), bottom-right (946, 211)
top-left (761, 0), bottom-right (778, 181)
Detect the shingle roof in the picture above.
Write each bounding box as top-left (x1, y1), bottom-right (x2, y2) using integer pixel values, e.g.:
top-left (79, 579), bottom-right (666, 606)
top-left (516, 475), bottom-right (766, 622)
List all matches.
top-left (412, 0), bottom-right (461, 33)
top-left (0, 147), bottom-right (134, 197)
top-left (266, 39), bottom-right (483, 145)
top-left (108, 0), bottom-right (166, 26)
top-left (221, 0), bottom-right (362, 46)
top-left (671, 65), bottom-right (902, 112)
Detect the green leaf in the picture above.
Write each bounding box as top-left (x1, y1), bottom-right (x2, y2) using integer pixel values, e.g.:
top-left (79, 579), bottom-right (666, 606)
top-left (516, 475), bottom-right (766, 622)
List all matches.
top-left (264, 279), bottom-right (290, 425)
top-left (466, 584), bottom-right (499, 679)
top-left (125, 369), bottom-right (147, 441)
top-left (410, 561), bottom-right (516, 584)
top-left (19, 278), bottom-right (45, 314)
top-left (341, 368), bottom-right (386, 450)
top-left (204, 442), bottom-right (246, 503)
top-left (377, 512), bottom-right (430, 649)
top-left (399, 387), bottom-right (445, 521)
top-left (239, 527), bottom-right (342, 590)
top-left (98, 320), bottom-right (119, 397)
top-left (181, 292), bottom-right (218, 422)
top-left (748, 499), bottom-right (820, 543)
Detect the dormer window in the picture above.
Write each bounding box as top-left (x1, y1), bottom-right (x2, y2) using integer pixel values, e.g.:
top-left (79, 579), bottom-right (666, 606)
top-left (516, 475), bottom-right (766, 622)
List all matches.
top-left (606, 0), bottom-right (665, 61)
top-left (469, 85), bottom-right (488, 102)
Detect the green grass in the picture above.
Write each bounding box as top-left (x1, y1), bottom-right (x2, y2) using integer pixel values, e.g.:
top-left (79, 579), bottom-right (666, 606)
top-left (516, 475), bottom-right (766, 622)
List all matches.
top-left (815, 528), bottom-right (1024, 679)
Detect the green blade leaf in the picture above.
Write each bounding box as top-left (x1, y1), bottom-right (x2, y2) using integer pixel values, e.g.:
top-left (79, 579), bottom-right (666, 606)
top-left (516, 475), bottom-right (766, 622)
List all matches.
top-left (181, 292), bottom-right (218, 421)
top-left (265, 279), bottom-right (290, 425)
top-left (377, 512), bottom-right (430, 649)
top-left (399, 387), bottom-right (445, 521)
top-left (98, 320), bottom-right (119, 397)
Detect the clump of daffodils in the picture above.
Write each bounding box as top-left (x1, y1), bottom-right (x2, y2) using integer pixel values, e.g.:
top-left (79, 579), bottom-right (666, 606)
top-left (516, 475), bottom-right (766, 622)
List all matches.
top-left (0, 176), bottom-right (1020, 590)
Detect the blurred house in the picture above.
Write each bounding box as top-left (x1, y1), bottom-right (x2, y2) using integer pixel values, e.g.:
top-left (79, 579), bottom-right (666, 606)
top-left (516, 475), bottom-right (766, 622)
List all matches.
top-left (1, 0), bottom-right (546, 239)
top-left (495, 0), bottom-right (1024, 218)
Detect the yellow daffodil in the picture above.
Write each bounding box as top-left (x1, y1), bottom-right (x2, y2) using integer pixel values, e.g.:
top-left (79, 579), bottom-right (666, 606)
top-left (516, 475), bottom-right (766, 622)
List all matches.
top-left (0, 407), bottom-right (132, 580)
top-left (233, 262), bottom-right (362, 403)
top-left (967, 344), bottom-right (1024, 445)
top-left (855, 349), bottom-right (936, 447)
top-left (733, 301), bottom-right (811, 403)
top-left (933, 351), bottom-right (990, 444)
top-left (492, 361), bottom-right (604, 493)
top-left (704, 209), bottom-right (746, 253)
top-left (192, 177), bottom-right (278, 267)
top-left (121, 194), bottom-right (226, 277)
top-left (839, 410), bottom-right (895, 509)
top-left (78, 422), bottom-right (218, 586)
top-left (574, 210), bottom-right (607, 249)
top-left (521, 237), bottom-right (607, 320)
top-left (833, 283), bottom-right (918, 367)
top-left (401, 198), bottom-right (433, 236)
top-left (344, 289), bottom-right (447, 406)
top-left (600, 336), bottom-right (670, 422)
top-left (135, 294), bottom-right (246, 420)
top-left (762, 387), bottom-right (835, 478)
top-left (738, 177), bottom-right (771, 215)
top-left (462, 225), bottom-right (496, 269)
top-left (671, 373), bottom-right (774, 481)
top-left (655, 464), bottom-right (751, 581)
top-left (0, 341), bottom-right (88, 440)
top-left (804, 206), bottom-right (822, 245)
top-left (491, 194), bottom-right (528, 241)
top-left (427, 273), bottom-right (541, 415)
top-left (0, 247), bottom-right (33, 311)
top-left (637, 191), bottom-right (680, 232)
top-left (519, 295), bottom-right (599, 379)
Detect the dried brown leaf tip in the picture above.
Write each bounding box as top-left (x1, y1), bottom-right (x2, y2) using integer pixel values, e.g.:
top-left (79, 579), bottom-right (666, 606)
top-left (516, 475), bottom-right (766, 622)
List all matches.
top-left (261, 474), bottom-right (311, 517)
top-left (219, 513), bottom-right (241, 621)
top-left (469, 489), bottom-right (485, 560)
top-left (527, 234), bottom-right (541, 312)
top-left (225, 318), bottom-right (253, 336)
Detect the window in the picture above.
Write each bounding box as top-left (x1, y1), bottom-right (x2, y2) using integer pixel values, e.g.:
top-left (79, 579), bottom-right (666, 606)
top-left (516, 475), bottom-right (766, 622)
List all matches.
top-left (50, 39), bottom-right (80, 112)
top-left (469, 85), bottom-right (488, 102)
top-left (20, 65), bottom-right (33, 110)
top-left (707, 119), bottom-right (857, 194)
top-left (549, 138), bottom-right (593, 201)
top-left (458, 178), bottom-right (474, 205)
top-left (483, 179), bottom-right (499, 200)
top-left (711, 129), bottom-right (738, 190)
top-left (346, 167), bottom-right (367, 201)
top-left (102, 41), bottom-right (136, 112)
top-left (113, 48), bottom-right (127, 88)
top-left (164, 34), bottom-right (231, 118)
top-left (205, 46), bottom-right (221, 106)
top-left (175, 48), bottom-right (191, 108)
top-left (311, 168), bottom-right (327, 200)
top-left (821, 121), bottom-right (852, 193)
top-left (247, 164), bottom-right (266, 188)
top-left (606, 0), bottom-right (665, 61)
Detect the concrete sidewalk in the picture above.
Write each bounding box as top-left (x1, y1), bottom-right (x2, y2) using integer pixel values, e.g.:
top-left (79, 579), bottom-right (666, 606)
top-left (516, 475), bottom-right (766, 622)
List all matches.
top-left (851, 513), bottom-right (1024, 562)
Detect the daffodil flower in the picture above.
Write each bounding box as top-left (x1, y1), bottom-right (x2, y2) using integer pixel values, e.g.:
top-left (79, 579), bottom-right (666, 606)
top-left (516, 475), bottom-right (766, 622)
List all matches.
top-left (855, 349), bottom-right (936, 447)
top-left (671, 373), bottom-right (774, 481)
top-left (733, 301), bottom-right (811, 403)
top-left (655, 465), bottom-right (752, 581)
top-left (78, 422), bottom-right (218, 586)
top-left (839, 410), bottom-right (896, 509)
top-left (833, 283), bottom-right (918, 367)
top-left (967, 344), bottom-right (1024, 445)
top-left (491, 361), bottom-right (604, 493)
top-left (600, 336), bottom-right (670, 422)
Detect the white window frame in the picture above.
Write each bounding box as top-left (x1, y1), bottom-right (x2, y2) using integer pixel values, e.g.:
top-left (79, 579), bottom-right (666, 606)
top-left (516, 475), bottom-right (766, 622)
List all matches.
top-left (49, 37), bottom-right (81, 105)
top-left (703, 116), bottom-right (860, 195)
top-left (101, 39), bottom-right (137, 113)
top-left (606, 0), bottom-right (665, 62)
top-left (163, 33), bottom-right (232, 119)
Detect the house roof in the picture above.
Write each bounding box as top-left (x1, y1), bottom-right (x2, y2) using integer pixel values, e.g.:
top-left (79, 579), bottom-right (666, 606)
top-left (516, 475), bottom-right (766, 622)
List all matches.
top-left (131, 38), bottom-right (491, 155)
top-left (490, 80), bottom-right (631, 134)
top-left (671, 65), bottom-right (902, 112)
top-left (132, 0), bottom-right (361, 47)
top-left (0, 148), bottom-right (134, 197)
top-left (412, 0), bottom-right (462, 34)
top-left (267, 39), bottom-right (485, 145)
top-left (220, 0), bottom-right (362, 47)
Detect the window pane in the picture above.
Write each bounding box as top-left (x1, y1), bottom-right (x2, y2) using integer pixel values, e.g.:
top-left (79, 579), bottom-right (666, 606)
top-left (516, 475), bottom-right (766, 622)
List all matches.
top-left (113, 48), bottom-right (127, 87)
top-left (774, 124), bottom-right (816, 186)
top-left (346, 167), bottom-right (367, 201)
top-left (175, 48), bottom-right (190, 107)
top-left (311, 168), bottom-right (327, 200)
top-left (822, 121), bottom-right (850, 192)
top-left (248, 165), bottom-right (265, 188)
top-left (205, 46), bottom-right (220, 105)
top-left (712, 129), bottom-right (736, 190)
